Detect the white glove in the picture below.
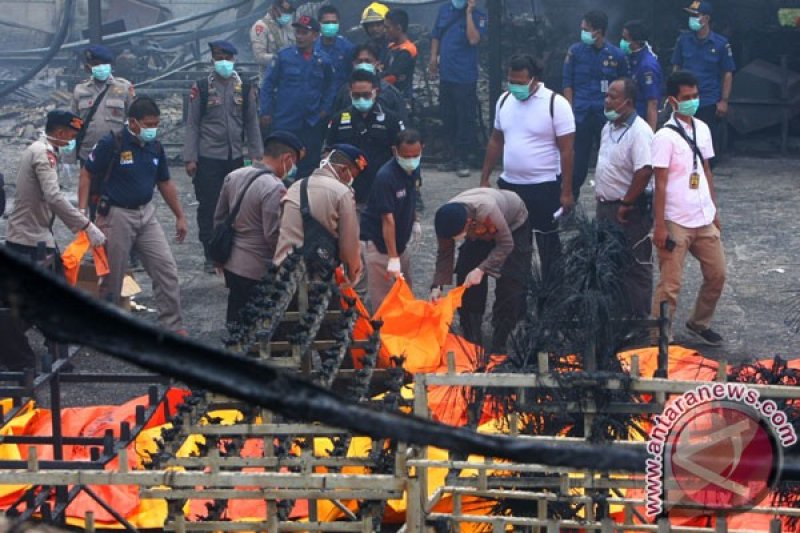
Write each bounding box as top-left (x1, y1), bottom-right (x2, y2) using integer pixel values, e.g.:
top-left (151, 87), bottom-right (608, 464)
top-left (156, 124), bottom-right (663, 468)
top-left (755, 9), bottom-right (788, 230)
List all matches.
top-left (387, 256), bottom-right (403, 278)
top-left (410, 221), bottom-right (422, 249)
top-left (85, 222), bottom-right (106, 248)
top-left (430, 286), bottom-right (442, 303)
top-left (463, 267), bottom-right (484, 288)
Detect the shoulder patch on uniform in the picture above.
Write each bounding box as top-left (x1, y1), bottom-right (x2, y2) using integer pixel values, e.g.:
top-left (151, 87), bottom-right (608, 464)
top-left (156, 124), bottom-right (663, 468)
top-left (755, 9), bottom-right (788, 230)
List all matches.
top-left (726, 43), bottom-right (733, 57)
top-left (644, 72), bottom-right (654, 85)
top-left (255, 22), bottom-right (266, 36)
top-left (478, 16), bottom-right (486, 28)
top-left (190, 85), bottom-right (199, 100)
top-left (47, 152), bottom-right (57, 168)
top-left (564, 51), bottom-right (572, 64)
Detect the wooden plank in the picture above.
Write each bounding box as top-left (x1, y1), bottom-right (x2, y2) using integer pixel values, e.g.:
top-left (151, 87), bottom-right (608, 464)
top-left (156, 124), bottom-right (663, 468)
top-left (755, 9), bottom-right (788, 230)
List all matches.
top-left (163, 520), bottom-right (368, 532)
top-left (142, 489), bottom-right (404, 500)
top-left (184, 423), bottom-right (349, 436)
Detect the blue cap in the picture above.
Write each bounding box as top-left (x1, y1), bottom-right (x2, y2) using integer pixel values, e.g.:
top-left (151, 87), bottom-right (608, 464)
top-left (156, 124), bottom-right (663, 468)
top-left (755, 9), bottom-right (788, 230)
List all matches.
top-left (264, 130), bottom-right (305, 158)
top-left (208, 40), bottom-right (238, 56)
top-left (435, 203), bottom-right (468, 239)
top-left (84, 44), bottom-right (114, 63)
top-left (685, 1), bottom-right (713, 15)
top-left (330, 144), bottom-right (368, 171)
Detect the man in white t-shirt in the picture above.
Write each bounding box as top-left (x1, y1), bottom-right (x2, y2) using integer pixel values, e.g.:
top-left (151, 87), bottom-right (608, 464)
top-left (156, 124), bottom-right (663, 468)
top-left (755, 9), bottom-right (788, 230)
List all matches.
top-left (651, 70), bottom-right (725, 346)
top-left (595, 78), bottom-right (654, 318)
top-left (480, 54), bottom-right (576, 279)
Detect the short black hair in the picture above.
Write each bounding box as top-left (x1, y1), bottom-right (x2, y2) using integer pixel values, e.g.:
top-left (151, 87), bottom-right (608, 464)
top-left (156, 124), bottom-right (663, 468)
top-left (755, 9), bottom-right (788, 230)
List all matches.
top-left (583, 10), bottom-right (609, 35)
top-left (350, 69), bottom-right (379, 87)
top-left (623, 19), bottom-right (649, 43)
top-left (353, 43), bottom-right (379, 61)
top-left (667, 70), bottom-right (699, 98)
top-left (508, 54), bottom-right (542, 78)
top-left (264, 140), bottom-right (296, 158)
top-left (318, 5), bottom-right (339, 19)
top-left (386, 9), bottom-right (409, 33)
top-left (395, 128), bottom-right (421, 147)
top-left (128, 96), bottom-right (160, 120)
top-left (616, 77), bottom-right (638, 102)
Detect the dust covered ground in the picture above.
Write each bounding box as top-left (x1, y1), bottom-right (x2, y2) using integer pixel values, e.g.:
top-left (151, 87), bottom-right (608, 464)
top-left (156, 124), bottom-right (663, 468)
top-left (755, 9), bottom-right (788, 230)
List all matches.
top-left (1, 130), bottom-right (799, 406)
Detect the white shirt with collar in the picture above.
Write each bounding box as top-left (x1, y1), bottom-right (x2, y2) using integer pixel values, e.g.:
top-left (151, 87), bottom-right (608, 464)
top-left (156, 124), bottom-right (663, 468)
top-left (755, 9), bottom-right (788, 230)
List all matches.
top-left (652, 114), bottom-right (716, 228)
top-left (494, 83), bottom-right (575, 185)
top-left (595, 113), bottom-right (653, 202)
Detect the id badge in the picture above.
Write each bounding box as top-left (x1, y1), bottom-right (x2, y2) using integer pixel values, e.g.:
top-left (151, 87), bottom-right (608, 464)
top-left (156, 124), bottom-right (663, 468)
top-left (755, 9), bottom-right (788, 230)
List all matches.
top-left (601, 80), bottom-right (609, 93)
top-left (690, 172), bottom-right (700, 190)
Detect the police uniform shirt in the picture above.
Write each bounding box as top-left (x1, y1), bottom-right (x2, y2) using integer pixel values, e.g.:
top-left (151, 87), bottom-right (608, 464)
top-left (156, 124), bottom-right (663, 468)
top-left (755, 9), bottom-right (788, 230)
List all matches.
top-left (360, 158), bottom-right (419, 255)
top-left (562, 41), bottom-right (629, 122)
top-left (250, 13), bottom-right (295, 69)
top-left (628, 47), bottom-right (663, 119)
top-left (431, 3), bottom-right (487, 84)
top-left (183, 72), bottom-right (263, 163)
top-left (671, 31), bottom-right (735, 108)
top-left (315, 36), bottom-right (355, 94)
top-left (259, 47), bottom-right (336, 131)
top-left (71, 76), bottom-right (135, 161)
top-left (6, 137), bottom-right (89, 248)
top-left (325, 105), bottom-right (404, 204)
top-left (85, 128), bottom-right (170, 208)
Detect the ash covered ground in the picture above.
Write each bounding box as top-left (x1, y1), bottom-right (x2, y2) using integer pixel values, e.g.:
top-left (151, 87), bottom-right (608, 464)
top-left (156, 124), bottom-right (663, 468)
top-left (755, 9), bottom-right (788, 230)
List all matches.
top-left (1, 102), bottom-right (799, 406)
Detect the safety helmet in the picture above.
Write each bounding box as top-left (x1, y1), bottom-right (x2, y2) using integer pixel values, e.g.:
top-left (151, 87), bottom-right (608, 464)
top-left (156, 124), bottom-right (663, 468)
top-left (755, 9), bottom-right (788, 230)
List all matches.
top-left (361, 2), bottom-right (389, 25)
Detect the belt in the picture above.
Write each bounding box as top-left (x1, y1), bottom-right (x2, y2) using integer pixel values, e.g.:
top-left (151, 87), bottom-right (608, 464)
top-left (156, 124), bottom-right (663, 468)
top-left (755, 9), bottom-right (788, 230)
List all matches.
top-left (110, 201), bottom-right (148, 210)
top-left (597, 198), bottom-right (624, 204)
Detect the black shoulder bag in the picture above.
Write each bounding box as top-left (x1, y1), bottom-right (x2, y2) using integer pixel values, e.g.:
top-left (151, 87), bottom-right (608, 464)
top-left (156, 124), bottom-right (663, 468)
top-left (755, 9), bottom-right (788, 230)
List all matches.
top-left (208, 169), bottom-right (271, 264)
top-left (300, 176), bottom-right (340, 278)
top-left (75, 83), bottom-right (111, 158)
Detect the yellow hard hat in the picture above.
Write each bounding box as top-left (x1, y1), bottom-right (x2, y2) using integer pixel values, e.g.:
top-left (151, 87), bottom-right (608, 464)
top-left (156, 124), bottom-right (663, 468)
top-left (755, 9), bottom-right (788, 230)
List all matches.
top-left (361, 2), bottom-right (389, 24)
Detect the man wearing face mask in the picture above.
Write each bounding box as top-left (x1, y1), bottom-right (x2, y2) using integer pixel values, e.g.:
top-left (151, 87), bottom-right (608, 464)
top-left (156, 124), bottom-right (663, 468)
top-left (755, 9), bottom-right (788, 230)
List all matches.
top-left (79, 97), bottom-right (189, 335)
top-left (214, 131), bottom-right (304, 325)
top-left (360, 129), bottom-right (422, 310)
top-left (184, 41), bottom-right (263, 274)
top-left (432, 188), bottom-right (529, 354)
top-left (651, 71), bottom-right (725, 346)
top-left (595, 78), bottom-right (654, 318)
top-left (275, 144), bottom-right (368, 284)
top-left (563, 10), bottom-right (628, 200)
top-left (71, 45), bottom-right (135, 164)
top-left (480, 55), bottom-right (575, 281)
top-left (315, 5), bottom-right (355, 95)
top-left (326, 70), bottom-right (404, 209)
top-left (332, 44), bottom-right (407, 121)
top-left (620, 20), bottom-right (662, 132)
top-left (671, 1), bottom-right (735, 163)
top-left (360, 2), bottom-right (391, 65)
top-left (250, 0), bottom-right (296, 71)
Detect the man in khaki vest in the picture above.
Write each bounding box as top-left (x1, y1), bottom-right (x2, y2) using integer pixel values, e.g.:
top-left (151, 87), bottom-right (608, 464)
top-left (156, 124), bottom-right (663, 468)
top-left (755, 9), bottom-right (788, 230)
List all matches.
top-left (250, 0), bottom-right (296, 71)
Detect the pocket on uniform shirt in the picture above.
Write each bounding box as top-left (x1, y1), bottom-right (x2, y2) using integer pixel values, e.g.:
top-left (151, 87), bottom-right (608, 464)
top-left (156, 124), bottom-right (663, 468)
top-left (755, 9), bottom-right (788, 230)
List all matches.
top-left (106, 98), bottom-right (126, 123)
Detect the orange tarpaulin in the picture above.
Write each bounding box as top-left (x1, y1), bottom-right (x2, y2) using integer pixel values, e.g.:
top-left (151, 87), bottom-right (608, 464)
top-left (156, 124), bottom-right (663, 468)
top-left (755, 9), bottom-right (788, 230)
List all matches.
top-left (61, 231), bottom-right (109, 286)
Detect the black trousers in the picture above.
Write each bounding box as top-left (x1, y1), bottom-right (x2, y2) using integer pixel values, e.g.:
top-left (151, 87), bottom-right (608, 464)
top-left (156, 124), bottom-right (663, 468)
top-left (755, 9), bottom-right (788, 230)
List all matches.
top-left (498, 178), bottom-right (562, 280)
top-left (195, 157), bottom-right (244, 255)
top-left (695, 104), bottom-right (721, 168)
top-left (595, 201), bottom-right (654, 318)
top-left (455, 223), bottom-right (531, 354)
top-left (573, 111), bottom-right (606, 200)
top-left (223, 269), bottom-right (259, 326)
top-left (292, 122), bottom-right (326, 179)
top-left (439, 80), bottom-right (479, 164)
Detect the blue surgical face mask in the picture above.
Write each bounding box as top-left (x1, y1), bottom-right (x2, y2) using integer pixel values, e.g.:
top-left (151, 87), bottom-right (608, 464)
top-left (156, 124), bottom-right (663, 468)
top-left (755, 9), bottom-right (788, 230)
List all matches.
top-left (689, 16), bottom-right (703, 32)
top-left (397, 155), bottom-right (421, 173)
top-left (91, 64), bottom-right (112, 81)
top-left (61, 139), bottom-right (76, 155)
top-left (452, 0), bottom-right (467, 8)
top-left (508, 81), bottom-right (532, 101)
top-left (352, 96), bottom-right (375, 113)
top-left (604, 108), bottom-right (621, 121)
top-left (620, 39), bottom-right (632, 55)
top-left (277, 13), bottom-right (292, 26)
top-left (321, 22), bottom-right (339, 38)
top-left (138, 127), bottom-right (158, 143)
top-left (676, 97), bottom-right (700, 117)
top-left (581, 29), bottom-right (596, 45)
top-left (355, 62), bottom-right (376, 74)
top-left (214, 60), bottom-right (235, 79)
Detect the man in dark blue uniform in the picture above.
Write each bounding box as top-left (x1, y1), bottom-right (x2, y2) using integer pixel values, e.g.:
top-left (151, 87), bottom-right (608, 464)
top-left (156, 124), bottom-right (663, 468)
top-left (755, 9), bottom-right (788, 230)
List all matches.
top-left (259, 15), bottom-right (336, 179)
top-left (429, 0), bottom-right (487, 178)
top-left (621, 20), bottom-right (662, 131)
top-left (562, 9), bottom-right (628, 199)
top-left (315, 5), bottom-right (354, 95)
top-left (671, 0), bottom-right (735, 161)
top-left (325, 69), bottom-right (404, 209)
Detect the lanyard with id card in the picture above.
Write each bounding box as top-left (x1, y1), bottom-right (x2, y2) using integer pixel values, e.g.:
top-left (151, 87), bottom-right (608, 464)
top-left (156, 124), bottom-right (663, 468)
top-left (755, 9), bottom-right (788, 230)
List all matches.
top-left (665, 120), bottom-right (703, 190)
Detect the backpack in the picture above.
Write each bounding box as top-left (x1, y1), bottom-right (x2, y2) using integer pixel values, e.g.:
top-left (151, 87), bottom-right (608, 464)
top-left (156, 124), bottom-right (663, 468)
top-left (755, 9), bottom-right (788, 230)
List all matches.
top-left (197, 77), bottom-right (253, 142)
top-left (299, 176), bottom-right (339, 279)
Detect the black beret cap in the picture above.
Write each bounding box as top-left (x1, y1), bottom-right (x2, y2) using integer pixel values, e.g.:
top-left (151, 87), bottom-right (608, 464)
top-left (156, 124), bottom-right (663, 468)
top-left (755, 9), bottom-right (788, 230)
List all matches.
top-left (46, 110), bottom-right (84, 132)
top-left (85, 44), bottom-right (114, 63)
top-left (264, 130), bottom-right (305, 158)
top-left (208, 40), bottom-right (238, 55)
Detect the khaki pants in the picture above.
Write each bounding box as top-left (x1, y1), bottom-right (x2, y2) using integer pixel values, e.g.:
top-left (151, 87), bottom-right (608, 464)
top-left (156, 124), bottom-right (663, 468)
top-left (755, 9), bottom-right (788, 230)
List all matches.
top-left (97, 203), bottom-right (183, 330)
top-left (365, 241), bottom-right (412, 313)
top-left (652, 221), bottom-right (725, 332)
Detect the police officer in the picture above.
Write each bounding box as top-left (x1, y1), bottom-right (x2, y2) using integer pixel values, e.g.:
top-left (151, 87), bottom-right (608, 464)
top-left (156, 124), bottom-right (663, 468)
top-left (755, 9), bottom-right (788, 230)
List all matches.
top-left (71, 45), bottom-right (135, 163)
top-left (325, 69), bottom-right (404, 209)
top-left (184, 40), bottom-right (263, 273)
top-left (429, 0), bottom-right (488, 178)
top-left (260, 15), bottom-right (336, 179)
top-left (275, 144), bottom-right (369, 284)
top-left (332, 44), bottom-right (407, 122)
top-left (563, 10), bottom-right (628, 199)
top-left (250, 0), bottom-right (296, 72)
top-left (215, 131), bottom-right (304, 325)
top-left (671, 0), bottom-right (735, 161)
top-left (431, 188), bottom-right (530, 354)
top-left (79, 97), bottom-right (189, 334)
top-left (621, 20), bottom-right (662, 131)
top-left (360, 2), bottom-right (390, 65)
top-left (316, 5), bottom-right (355, 95)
